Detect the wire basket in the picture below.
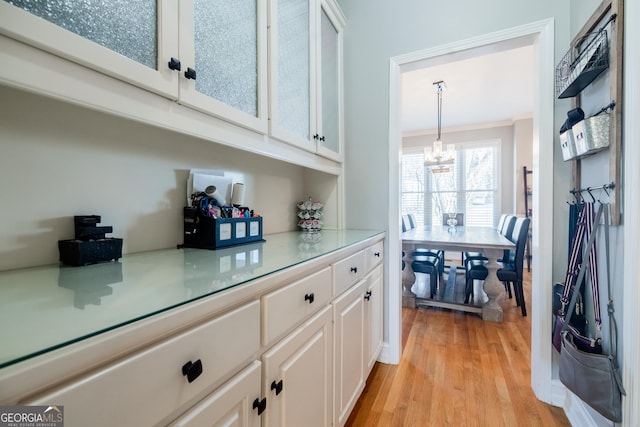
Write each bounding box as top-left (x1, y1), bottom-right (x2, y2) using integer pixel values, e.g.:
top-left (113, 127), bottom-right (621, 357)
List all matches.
top-left (555, 28), bottom-right (609, 99)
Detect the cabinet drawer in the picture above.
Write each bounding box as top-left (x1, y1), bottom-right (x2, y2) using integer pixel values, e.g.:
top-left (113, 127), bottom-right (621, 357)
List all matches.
top-left (169, 361), bottom-right (262, 427)
top-left (333, 250), bottom-right (366, 296)
top-left (365, 241), bottom-right (384, 271)
top-left (25, 301), bottom-right (260, 427)
top-left (261, 267), bottom-right (332, 346)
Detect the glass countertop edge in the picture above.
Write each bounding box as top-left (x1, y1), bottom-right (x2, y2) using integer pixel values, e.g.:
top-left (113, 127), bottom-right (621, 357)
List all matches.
top-left (0, 229), bottom-right (384, 369)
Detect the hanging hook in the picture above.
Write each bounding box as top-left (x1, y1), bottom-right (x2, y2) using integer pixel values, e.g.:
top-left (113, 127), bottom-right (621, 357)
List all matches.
top-left (570, 189), bottom-right (579, 204)
top-left (586, 187), bottom-right (596, 203)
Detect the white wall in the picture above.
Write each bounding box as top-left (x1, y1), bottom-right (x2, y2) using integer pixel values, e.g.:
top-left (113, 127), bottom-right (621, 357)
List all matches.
top-left (0, 85), bottom-right (308, 271)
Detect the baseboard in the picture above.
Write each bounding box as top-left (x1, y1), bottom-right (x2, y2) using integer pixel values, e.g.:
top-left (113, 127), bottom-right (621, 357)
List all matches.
top-left (376, 342), bottom-right (398, 365)
top-left (562, 388), bottom-right (615, 427)
top-left (551, 379), bottom-right (567, 407)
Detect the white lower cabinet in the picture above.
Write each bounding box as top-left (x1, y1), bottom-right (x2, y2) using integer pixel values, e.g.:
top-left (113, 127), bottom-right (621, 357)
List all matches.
top-left (24, 301), bottom-right (260, 427)
top-left (262, 306), bottom-right (333, 427)
top-left (364, 265), bottom-right (384, 376)
top-left (169, 361), bottom-right (262, 427)
top-left (333, 278), bottom-right (367, 427)
top-left (7, 236), bottom-right (384, 427)
top-left (333, 264), bottom-right (384, 427)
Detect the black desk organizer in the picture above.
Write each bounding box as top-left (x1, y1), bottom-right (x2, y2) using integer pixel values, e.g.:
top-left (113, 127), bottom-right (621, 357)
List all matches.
top-left (179, 207), bottom-right (264, 250)
top-left (58, 215), bottom-right (123, 266)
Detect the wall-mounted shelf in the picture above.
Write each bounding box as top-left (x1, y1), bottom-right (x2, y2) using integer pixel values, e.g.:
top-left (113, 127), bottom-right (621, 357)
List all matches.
top-left (568, 0), bottom-right (624, 225)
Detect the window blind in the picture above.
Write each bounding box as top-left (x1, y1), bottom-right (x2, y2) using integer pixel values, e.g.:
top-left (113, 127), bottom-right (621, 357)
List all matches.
top-left (401, 140), bottom-right (499, 228)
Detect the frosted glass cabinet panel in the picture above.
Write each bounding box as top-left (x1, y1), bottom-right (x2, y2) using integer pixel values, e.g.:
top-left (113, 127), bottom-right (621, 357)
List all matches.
top-left (268, 0), bottom-right (315, 153)
top-left (179, 0), bottom-right (268, 133)
top-left (317, 5), bottom-right (341, 160)
top-left (273, 0), bottom-right (311, 144)
top-left (0, 0), bottom-right (179, 98)
top-left (5, 0), bottom-right (157, 69)
top-left (268, 0), bottom-right (344, 161)
top-left (0, 0), bottom-right (268, 133)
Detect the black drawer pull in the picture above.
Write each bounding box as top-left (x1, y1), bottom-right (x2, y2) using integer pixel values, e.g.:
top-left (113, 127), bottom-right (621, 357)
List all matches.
top-left (185, 67), bottom-right (197, 80)
top-left (253, 397), bottom-right (267, 415)
top-left (305, 293), bottom-right (315, 304)
top-left (271, 379), bottom-right (284, 395)
top-left (350, 267), bottom-right (358, 273)
top-left (168, 57), bottom-right (181, 71)
top-left (181, 359), bottom-right (203, 383)
top-left (364, 290), bottom-right (372, 301)
top-left (374, 252), bottom-right (380, 257)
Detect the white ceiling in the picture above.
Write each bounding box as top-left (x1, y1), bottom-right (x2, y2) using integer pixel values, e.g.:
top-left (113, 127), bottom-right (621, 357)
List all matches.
top-left (401, 44), bottom-right (535, 135)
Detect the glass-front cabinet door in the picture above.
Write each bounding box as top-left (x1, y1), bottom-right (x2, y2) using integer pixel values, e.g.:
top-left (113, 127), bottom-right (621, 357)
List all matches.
top-left (269, 0), bottom-right (345, 161)
top-left (315, 0), bottom-right (344, 162)
top-left (268, 0), bottom-right (315, 152)
top-left (0, 0), bottom-right (268, 133)
top-left (178, 0), bottom-right (268, 133)
top-left (0, 0), bottom-right (180, 99)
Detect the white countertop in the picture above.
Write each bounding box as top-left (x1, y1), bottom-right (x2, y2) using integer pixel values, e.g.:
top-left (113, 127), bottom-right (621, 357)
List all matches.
top-left (0, 230), bottom-right (383, 368)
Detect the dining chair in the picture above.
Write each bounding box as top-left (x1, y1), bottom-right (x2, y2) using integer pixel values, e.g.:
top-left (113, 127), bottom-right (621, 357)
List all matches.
top-left (402, 214), bottom-right (410, 232)
top-left (499, 215), bottom-right (517, 264)
top-left (464, 216), bottom-right (528, 308)
top-left (496, 216), bottom-right (531, 316)
top-left (401, 214), bottom-right (440, 294)
top-left (496, 213), bottom-right (508, 232)
top-left (465, 214), bottom-right (516, 266)
top-left (411, 254), bottom-right (440, 299)
top-left (408, 213), bottom-right (445, 275)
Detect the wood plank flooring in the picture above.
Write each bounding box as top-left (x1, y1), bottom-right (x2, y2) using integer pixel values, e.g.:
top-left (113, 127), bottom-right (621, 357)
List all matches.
top-left (346, 268), bottom-right (570, 427)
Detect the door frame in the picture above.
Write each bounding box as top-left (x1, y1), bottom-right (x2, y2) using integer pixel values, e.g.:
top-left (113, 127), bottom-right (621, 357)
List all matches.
top-left (385, 19), bottom-right (556, 404)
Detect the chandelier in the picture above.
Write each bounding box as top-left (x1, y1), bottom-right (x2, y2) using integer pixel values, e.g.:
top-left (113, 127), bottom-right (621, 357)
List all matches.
top-left (424, 81), bottom-right (455, 172)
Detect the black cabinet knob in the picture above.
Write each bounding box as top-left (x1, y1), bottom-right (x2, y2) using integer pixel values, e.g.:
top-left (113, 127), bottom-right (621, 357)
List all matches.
top-left (168, 57), bottom-right (181, 71)
top-left (374, 252), bottom-right (380, 257)
top-left (364, 290), bottom-right (372, 301)
top-left (253, 397), bottom-right (267, 415)
top-left (181, 359), bottom-right (203, 383)
top-left (305, 293), bottom-right (315, 304)
top-left (319, 136), bottom-right (325, 142)
top-left (313, 134), bottom-right (319, 140)
top-left (350, 267), bottom-right (358, 273)
top-left (271, 379), bottom-right (284, 395)
top-left (185, 67), bottom-right (197, 80)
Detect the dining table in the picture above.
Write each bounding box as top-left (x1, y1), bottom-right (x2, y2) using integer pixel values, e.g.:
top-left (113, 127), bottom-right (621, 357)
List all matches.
top-left (402, 225), bottom-right (516, 323)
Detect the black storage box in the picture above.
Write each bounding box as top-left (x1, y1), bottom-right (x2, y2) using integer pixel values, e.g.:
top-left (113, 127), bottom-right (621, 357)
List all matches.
top-left (180, 207), bottom-right (263, 250)
top-left (58, 238), bottom-right (123, 266)
top-left (58, 215), bottom-right (123, 266)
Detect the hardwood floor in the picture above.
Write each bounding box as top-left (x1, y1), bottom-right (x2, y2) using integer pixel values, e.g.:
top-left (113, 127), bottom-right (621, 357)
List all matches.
top-left (346, 268), bottom-right (570, 427)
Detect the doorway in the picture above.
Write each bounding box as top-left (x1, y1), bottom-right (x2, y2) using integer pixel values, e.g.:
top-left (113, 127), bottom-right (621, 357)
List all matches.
top-left (386, 19), bottom-right (556, 405)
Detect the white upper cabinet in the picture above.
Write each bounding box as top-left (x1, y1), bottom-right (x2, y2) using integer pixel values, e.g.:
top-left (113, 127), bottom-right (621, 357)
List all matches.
top-left (315, 0), bottom-right (344, 162)
top-left (178, 0), bottom-right (268, 133)
top-left (0, 0), bottom-right (268, 133)
top-left (269, 0), bottom-right (345, 162)
top-left (0, 0), bottom-right (343, 167)
top-left (0, 0), bottom-right (179, 98)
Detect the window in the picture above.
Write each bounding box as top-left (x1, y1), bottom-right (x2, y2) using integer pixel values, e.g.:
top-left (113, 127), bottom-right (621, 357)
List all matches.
top-left (401, 140), bottom-right (500, 228)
